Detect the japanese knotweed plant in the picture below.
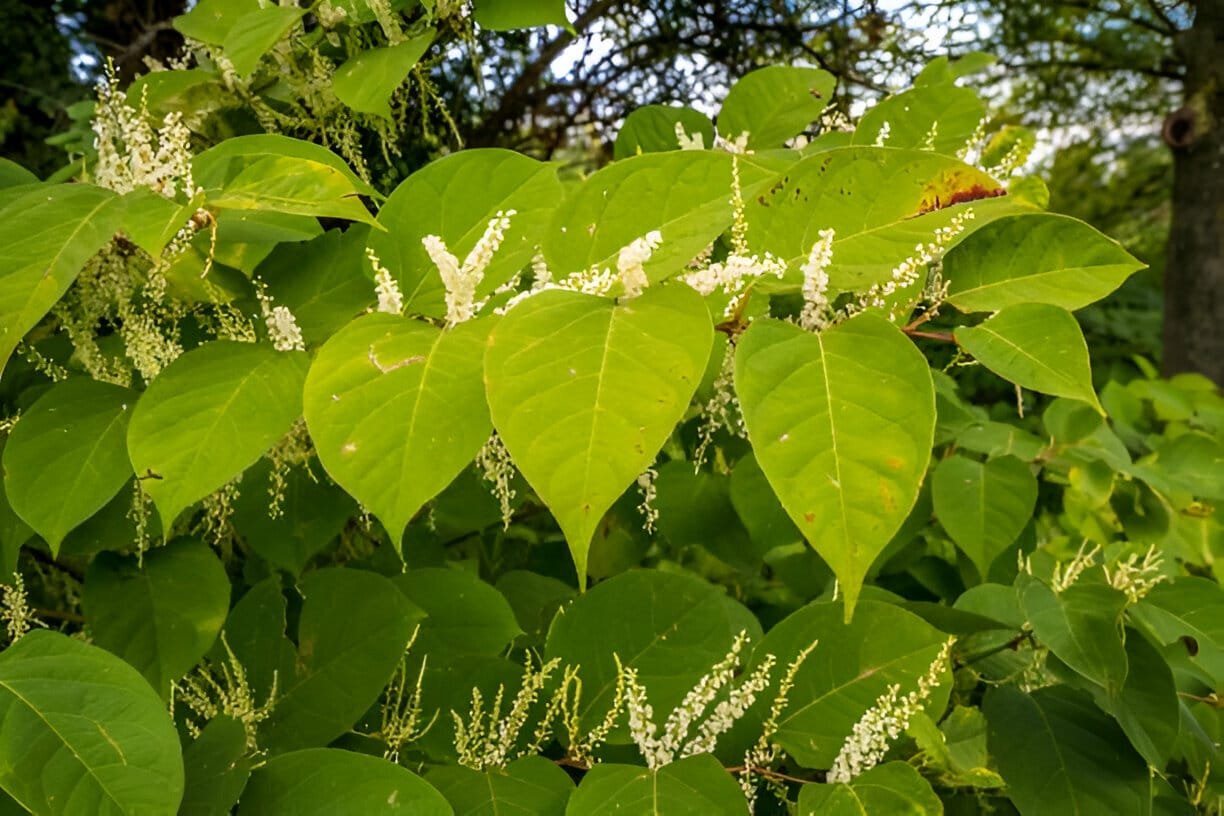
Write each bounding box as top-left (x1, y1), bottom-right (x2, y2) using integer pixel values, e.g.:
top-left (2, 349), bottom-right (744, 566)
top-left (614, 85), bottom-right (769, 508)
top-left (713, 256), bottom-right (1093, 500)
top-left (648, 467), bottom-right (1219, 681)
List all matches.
top-left (0, 17), bottom-right (1222, 815)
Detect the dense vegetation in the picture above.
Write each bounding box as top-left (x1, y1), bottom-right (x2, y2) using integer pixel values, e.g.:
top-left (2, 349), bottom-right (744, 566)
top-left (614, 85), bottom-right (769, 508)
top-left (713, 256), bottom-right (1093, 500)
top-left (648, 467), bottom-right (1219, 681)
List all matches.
top-left (0, 2), bottom-right (1220, 814)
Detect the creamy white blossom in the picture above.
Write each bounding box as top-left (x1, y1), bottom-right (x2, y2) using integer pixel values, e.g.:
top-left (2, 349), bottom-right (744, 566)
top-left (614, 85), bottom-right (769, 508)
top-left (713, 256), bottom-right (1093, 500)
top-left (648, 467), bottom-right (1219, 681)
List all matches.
top-left (675, 122), bottom-right (706, 151)
top-left (716, 132), bottom-right (752, 154)
top-left (367, 248), bottom-right (404, 315)
top-left (425, 210), bottom-right (516, 325)
top-left (798, 228), bottom-right (836, 332)
top-left (874, 120), bottom-right (892, 147)
top-left (92, 68), bottom-right (197, 199)
top-left (1, 573), bottom-right (37, 644)
top-left (1105, 545), bottom-right (1167, 603)
top-left (452, 655), bottom-right (560, 770)
top-left (476, 433), bottom-right (516, 529)
top-left (636, 466), bottom-right (659, 534)
top-left (617, 230), bottom-right (663, 299)
top-left (173, 634), bottom-right (277, 750)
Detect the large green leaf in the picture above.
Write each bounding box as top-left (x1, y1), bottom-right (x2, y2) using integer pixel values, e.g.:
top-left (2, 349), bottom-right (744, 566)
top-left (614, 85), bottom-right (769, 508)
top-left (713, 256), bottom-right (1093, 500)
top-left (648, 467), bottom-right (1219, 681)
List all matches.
top-left (718, 66), bottom-right (835, 149)
top-left (83, 538), bottom-right (230, 696)
top-left (205, 155), bottom-right (377, 225)
top-left (194, 134), bottom-right (377, 199)
top-left (1022, 579), bottom-right (1129, 695)
top-left (394, 568), bottom-right (521, 657)
top-left (239, 748), bottom-right (452, 815)
top-left (370, 149), bottom-right (562, 317)
top-left (260, 567), bottom-right (424, 755)
top-left (0, 159), bottom-right (37, 189)
top-left (944, 213), bottom-right (1145, 312)
top-left (485, 286), bottom-right (712, 582)
top-left (173, 0), bottom-right (258, 43)
top-left (797, 761), bottom-right (943, 815)
top-left (333, 33), bottom-right (434, 119)
top-left (955, 303), bottom-right (1102, 412)
top-left (984, 686), bottom-right (1151, 815)
top-left (179, 716), bottom-right (252, 816)
top-left (3, 378), bottom-right (135, 553)
top-left (747, 600), bottom-right (949, 768)
top-left (614, 105), bottom-right (713, 158)
top-left (211, 577), bottom-right (296, 704)
top-left (429, 756), bottom-right (573, 816)
top-left (0, 184), bottom-right (124, 376)
top-left (1130, 577), bottom-right (1224, 687)
top-left (545, 570), bottom-right (760, 734)
top-left (1106, 628), bottom-right (1179, 768)
top-left (566, 754), bottom-right (745, 815)
top-left (0, 631), bottom-right (184, 815)
top-left (222, 6), bottom-right (303, 77)
top-left (853, 85), bottom-right (986, 155)
top-left (472, 0), bottom-right (571, 30)
top-left (303, 314), bottom-right (491, 545)
top-left (734, 315), bottom-right (935, 617)
top-left (127, 341), bottom-right (309, 529)
top-left (931, 454), bottom-right (1037, 579)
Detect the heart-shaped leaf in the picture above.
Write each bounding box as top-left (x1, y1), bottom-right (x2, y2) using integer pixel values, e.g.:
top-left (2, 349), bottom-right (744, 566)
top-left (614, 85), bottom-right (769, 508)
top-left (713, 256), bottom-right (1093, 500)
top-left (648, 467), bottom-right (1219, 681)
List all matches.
top-left (735, 315), bottom-right (935, 617)
top-left (932, 454), bottom-right (1037, 579)
top-left (485, 286), bottom-right (712, 582)
top-left (567, 753), bottom-right (746, 815)
top-left (718, 66), bottom-right (835, 149)
top-left (333, 33), bottom-right (434, 119)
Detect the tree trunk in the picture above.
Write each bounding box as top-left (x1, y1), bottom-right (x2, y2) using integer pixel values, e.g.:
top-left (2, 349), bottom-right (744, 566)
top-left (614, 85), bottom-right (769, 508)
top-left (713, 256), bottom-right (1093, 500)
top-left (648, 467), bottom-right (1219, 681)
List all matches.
top-left (1162, 0), bottom-right (1224, 384)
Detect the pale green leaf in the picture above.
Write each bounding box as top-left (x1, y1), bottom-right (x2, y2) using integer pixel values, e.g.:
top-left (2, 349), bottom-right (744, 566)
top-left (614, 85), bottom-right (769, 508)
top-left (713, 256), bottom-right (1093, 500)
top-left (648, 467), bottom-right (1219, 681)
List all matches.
top-left (194, 134), bottom-right (378, 199)
top-left (206, 155), bottom-right (376, 225)
top-left (473, 0), bottom-right (571, 31)
top-left (566, 754), bottom-right (745, 815)
top-left (127, 341), bottom-right (309, 529)
top-left (429, 756), bottom-right (573, 815)
top-left (797, 761), bottom-right (942, 815)
top-left (485, 286), bottom-right (712, 582)
top-left (0, 159), bottom-right (37, 189)
top-left (174, 0), bottom-right (258, 43)
top-left (854, 85), bottom-right (987, 155)
top-left (944, 213), bottom-right (1145, 312)
top-left (734, 315), bottom-right (934, 617)
top-left (0, 184), bottom-right (124, 376)
top-left (614, 105), bottom-right (713, 158)
top-left (303, 314), bottom-right (491, 545)
top-left (3, 378), bottom-right (135, 553)
top-left (223, 6), bottom-right (303, 78)
top-left (931, 454), bottom-right (1037, 579)
top-left (333, 33), bottom-right (434, 119)
top-left (718, 66), bottom-right (835, 149)
top-left (955, 303), bottom-right (1102, 412)
top-left (0, 631), bottom-right (184, 816)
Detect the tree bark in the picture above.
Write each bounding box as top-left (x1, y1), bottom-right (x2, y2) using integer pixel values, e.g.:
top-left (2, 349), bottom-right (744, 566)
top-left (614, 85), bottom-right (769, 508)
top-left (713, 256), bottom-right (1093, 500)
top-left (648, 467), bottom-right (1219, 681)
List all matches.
top-left (1162, 0), bottom-right (1224, 383)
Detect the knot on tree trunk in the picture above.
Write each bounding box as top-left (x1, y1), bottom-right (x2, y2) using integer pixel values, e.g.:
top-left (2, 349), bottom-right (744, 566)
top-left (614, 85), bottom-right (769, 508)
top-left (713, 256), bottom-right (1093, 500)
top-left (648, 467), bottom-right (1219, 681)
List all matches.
top-left (1163, 106), bottom-right (1200, 150)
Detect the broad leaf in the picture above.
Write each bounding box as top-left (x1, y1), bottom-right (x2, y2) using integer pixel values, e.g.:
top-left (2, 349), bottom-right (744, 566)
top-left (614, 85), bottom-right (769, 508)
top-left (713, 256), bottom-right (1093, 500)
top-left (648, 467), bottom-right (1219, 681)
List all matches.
top-left (944, 213), bottom-right (1144, 312)
top-left (194, 134), bottom-right (377, 199)
top-left (174, 0), bottom-right (258, 43)
top-left (545, 570), bottom-right (760, 733)
top-left (1130, 577), bottom-right (1224, 687)
top-left (735, 315), bottom-right (935, 617)
top-left (0, 631), bottom-right (184, 815)
top-left (239, 748), bottom-right (451, 815)
top-left (931, 454), bottom-right (1037, 579)
top-left (0, 159), bottom-right (36, 189)
top-left (223, 6), bottom-right (303, 77)
top-left (747, 600), bottom-right (950, 768)
top-left (0, 184), bottom-right (124, 376)
top-left (370, 149), bottom-right (562, 317)
top-left (333, 33), bottom-right (434, 119)
top-left (3, 378), bottom-right (135, 553)
top-left (260, 568), bottom-right (423, 755)
top-left (206, 155), bottom-right (377, 225)
top-left (303, 314), bottom-right (492, 545)
top-left (1106, 629), bottom-right (1179, 768)
top-left (615, 105), bottom-right (713, 158)
top-left (955, 303), bottom-right (1102, 411)
top-left (394, 568), bottom-right (522, 657)
top-left (485, 286), bottom-right (712, 582)
top-left (718, 66), bottom-right (835, 149)
top-left (984, 686), bottom-right (1151, 815)
top-left (429, 756), bottom-right (573, 815)
top-left (127, 341), bottom-right (309, 529)
top-left (180, 716), bottom-right (252, 816)
top-left (212, 577), bottom-right (296, 702)
top-left (83, 538), bottom-right (231, 696)
top-left (797, 761), bottom-right (942, 815)
top-left (1020, 578), bottom-right (1129, 696)
top-left (854, 85), bottom-right (986, 155)
top-left (472, 0), bottom-right (571, 30)
top-left (566, 754), bottom-right (745, 815)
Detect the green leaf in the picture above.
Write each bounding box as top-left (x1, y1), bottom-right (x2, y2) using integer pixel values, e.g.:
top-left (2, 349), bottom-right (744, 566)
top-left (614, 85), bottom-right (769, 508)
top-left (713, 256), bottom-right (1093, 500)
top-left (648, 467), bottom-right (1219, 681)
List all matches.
top-left (955, 304), bottom-right (1102, 412)
top-left (734, 315), bottom-right (935, 617)
top-left (566, 753), bottom-right (745, 815)
top-left (931, 454), bottom-right (1037, 579)
top-left (239, 748), bottom-right (451, 815)
top-left (3, 378), bottom-right (135, 553)
top-left (83, 538), bottom-right (230, 696)
top-left (120, 188), bottom-right (194, 257)
top-left (1130, 577), bottom-right (1224, 687)
top-left (303, 314), bottom-right (492, 545)
top-left (718, 66), bottom-right (835, 149)
top-left (854, 85), bottom-right (986, 155)
top-left (223, 6), bottom-right (303, 78)
top-left (545, 570), bottom-right (760, 733)
top-left (984, 685), bottom-right (1151, 815)
top-left (614, 105), bottom-right (714, 158)
top-left (0, 631), bottom-right (184, 815)
top-left (0, 184), bottom-right (124, 376)
top-left (472, 0), bottom-right (571, 31)
top-left (212, 577), bottom-right (296, 703)
top-left (496, 570), bottom-right (575, 647)
top-left (370, 149), bottom-right (561, 317)
top-left (797, 761), bottom-right (942, 815)
top-left (944, 214), bottom-right (1144, 312)
top-left (333, 33), bottom-right (434, 119)
top-left (206, 155), bottom-right (377, 225)
top-left (1106, 629), bottom-right (1179, 768)
top-left (260, 567), bottom-right (424, 755)
top-left (174, 0), bottom-right (259, 43)
top-left (1020, 579), bottom-right (1128, 696)
top-left (194, 134), bottom-right (378, 199)
top-left (748, 600), bottom-right (949, 768)
top-left (0, 159), bottom-right (37, 189)
top-left (127, 341), bottom-right (309, 529)
top-left (180, 716), bottom-right (252, 816)
top-left (394, 568), bottom-right (521, 657)
top-left (485, 286), bottom-right (712, 582)
top-left (428, 756), bottom-right (573, 815)
top-left (654, 461), bottom-right (764, 570)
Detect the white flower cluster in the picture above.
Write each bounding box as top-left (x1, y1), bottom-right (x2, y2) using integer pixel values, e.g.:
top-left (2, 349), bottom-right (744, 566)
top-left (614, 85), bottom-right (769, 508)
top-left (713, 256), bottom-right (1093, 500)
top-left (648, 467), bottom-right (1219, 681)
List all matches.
top-left (1, 573), bottom-right (38, 644)
top-left (265, 419), bottom-right (314, 519)
top-left (255, 279), bottom-right (305, 352)
top-left (693, 341), bottom-right (744, 469)
top-left (423, 210), bottom-right (515, 326)
top-left (622, 631), bottom-right (777, 769)
top-left (92, 69), bottom-right (197, 199)
top-left (739, 640), bottom-right (819, 807)
top-left (715, 132), bottom-right (752, 154)
top-left (920, 121), bottom-right (939, 151)
top-left (497, 232), bottom-right (663, 312)
top-left (636, 466), bottom-right (659, 533)
top-left (958, 117), bottom-right (989, 161)
top-left (366, 248), bottom-right (404, 315)
top-left (173, 634), bottom-right (277, 751)
top-left (452, 655), bottom-right (561, 770)
top-left (874, 120), bottom-right (892, 147)
top-left (476, 433), bottom-right (516, 529)
top-left (379, 629), bottom-right (435, 761)
top-left (798, 228), bottom-right (836, 332)
top-left (617, 230), bottom-right (663, 299)
top-left (827, 638), bottom-right (954, 784)
top-left (1105, 545), bottom-right (1167, 604)
top-left (674, 122), bottom-right (706, 151)
top-left (1050, 542), bottom-right (1101, 593)
top-left (849, 209), bottom-right (975, 321)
